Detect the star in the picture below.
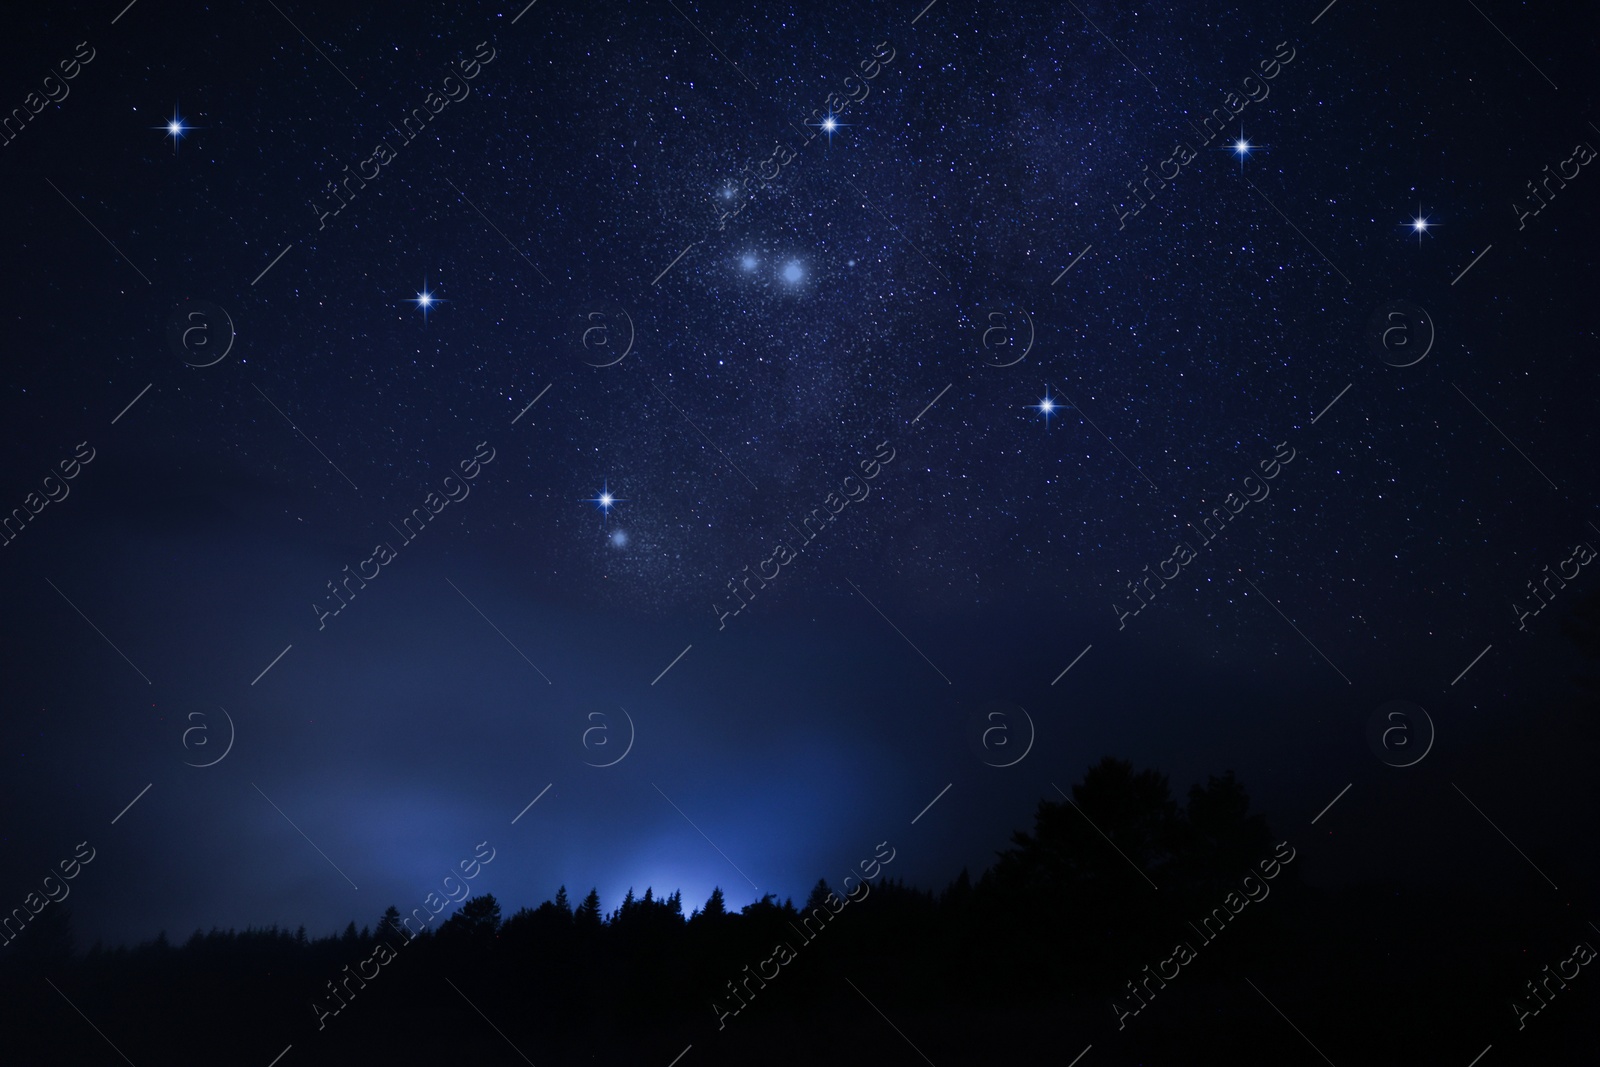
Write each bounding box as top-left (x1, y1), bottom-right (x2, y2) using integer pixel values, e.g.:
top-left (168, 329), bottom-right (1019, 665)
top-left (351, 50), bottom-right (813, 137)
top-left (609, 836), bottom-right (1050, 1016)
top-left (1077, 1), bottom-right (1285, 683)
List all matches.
top-left (1406, 203), bottom-right (1436, 245)
top-left (1227, 126), bottom-right (1264, 171)
top-left (152, 106), bottom-right (201, 153)
top-left (584, 482), bottom-right (627, 526)
top-left (781, 261), bottom-right (804, 284)
top-left (1029, 388), bottom-right (1059, 427)
top-left (807, 110), bottom-right (849, 146)
top-left (408, 277), bottom-right (445, 323)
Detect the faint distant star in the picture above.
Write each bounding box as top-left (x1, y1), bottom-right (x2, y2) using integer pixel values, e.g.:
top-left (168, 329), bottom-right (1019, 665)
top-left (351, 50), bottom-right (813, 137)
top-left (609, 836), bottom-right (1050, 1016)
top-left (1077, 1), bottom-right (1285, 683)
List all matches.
top-left (1029, 388), bottom-right (1059, 427)
top-left (610, 529), bottom-right (629, 548)
top-left (741, 254), bottom-right (758, 271)
top-left (1406, 203), bottom-right (1435, 245)
top-left (782, 261), bottom-right (804, 284)
top-left (409, 278), bottom-right (445, 323)
top-left (585, 482), bottom-right (627, 527)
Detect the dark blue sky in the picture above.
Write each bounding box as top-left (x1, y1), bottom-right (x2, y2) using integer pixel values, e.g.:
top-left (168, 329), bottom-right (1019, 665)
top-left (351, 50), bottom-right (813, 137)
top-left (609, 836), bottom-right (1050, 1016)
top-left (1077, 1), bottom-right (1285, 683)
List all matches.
top-left (1, 0), bottom-right (1596, 953)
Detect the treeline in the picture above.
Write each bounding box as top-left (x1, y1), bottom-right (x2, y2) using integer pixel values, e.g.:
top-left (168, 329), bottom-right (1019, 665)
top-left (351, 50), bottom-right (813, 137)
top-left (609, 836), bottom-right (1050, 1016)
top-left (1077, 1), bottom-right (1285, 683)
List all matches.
top-left (2, 758), bottom-right (1594, 1066)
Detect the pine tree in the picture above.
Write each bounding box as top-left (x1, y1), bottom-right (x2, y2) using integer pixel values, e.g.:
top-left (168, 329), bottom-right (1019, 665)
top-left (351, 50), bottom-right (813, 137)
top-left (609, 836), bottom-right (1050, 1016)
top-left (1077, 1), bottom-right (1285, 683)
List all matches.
top-left (378, 905), bottom-right (406, 943)
top-left (702, 886), bottom-right (727, 918)
top-left (575, 888), bottom-right (603, 929)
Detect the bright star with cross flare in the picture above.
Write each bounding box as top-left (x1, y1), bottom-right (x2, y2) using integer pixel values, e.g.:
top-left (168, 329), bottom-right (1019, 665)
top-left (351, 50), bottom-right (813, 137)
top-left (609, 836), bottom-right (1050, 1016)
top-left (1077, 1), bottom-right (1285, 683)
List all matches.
top-left (408, 278), bottom-right (445, 323)
top-left (152, 106), bottom-right (201, 153)
top-left (807, 110), bottom-right (849, 146)
top-left (1228, 126), bottom-right (1265, 172)
top-left (1405, 203), bottom-right (1436, 245)
top-left (584, 482), bottom-right (627, 526)
top-left (1029, 387), bottom-right (1060, 427)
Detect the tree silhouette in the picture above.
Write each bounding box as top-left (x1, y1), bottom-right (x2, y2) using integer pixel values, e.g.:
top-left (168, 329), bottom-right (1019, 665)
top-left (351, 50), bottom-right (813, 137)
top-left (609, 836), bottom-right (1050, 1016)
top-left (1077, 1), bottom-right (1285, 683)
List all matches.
top-left (700, 886), bottom-right (727, 919)
top-left (377, 905), bottom-right (406, 943)
top-left (1171, 770), bottom-right (1273, 895)
top-left (440, 894), bottom-right (501, 945)
top-left (979, 757), bottom-right (1184, 986)
top-left (574, 888), bottom-right (603, 930)
top-left (611, 887), bottom-right (637, 925)
top-left (991, 756), bottom-right (1180, 895)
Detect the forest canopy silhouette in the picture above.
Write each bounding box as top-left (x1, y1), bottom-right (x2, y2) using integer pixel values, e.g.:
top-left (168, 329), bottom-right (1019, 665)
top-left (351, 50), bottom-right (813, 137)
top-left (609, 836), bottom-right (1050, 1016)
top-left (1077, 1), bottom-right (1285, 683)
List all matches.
top-left (3, 755), bottom-right (1593, 1066)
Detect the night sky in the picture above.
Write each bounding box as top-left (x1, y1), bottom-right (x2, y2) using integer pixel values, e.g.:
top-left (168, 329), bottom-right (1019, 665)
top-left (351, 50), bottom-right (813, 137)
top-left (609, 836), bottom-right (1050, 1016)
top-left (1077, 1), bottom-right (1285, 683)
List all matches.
top-left (2, 0), bottom-right (1598, 1034)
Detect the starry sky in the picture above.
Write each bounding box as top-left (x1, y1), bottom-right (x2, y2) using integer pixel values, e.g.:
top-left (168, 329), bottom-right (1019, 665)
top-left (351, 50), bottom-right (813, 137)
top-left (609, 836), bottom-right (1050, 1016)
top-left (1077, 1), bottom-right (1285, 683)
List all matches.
top-left (1, 0), bottom-right (1597, 953)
